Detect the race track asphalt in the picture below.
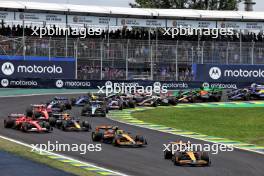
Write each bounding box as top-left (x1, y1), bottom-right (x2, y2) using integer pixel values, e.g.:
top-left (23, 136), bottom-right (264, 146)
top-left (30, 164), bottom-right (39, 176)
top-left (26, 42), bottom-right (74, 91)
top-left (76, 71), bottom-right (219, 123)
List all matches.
top-left (0, 151), bottom-right (75, 176)
top-left (0, 94), bottom-right (263, 176)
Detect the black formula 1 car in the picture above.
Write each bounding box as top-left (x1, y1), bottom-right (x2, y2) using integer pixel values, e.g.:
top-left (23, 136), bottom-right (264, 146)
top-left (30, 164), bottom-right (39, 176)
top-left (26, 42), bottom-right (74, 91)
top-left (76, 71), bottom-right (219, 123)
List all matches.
top-left (81, 101), bottom-right (107, 117)
top-left (49, 113), bottom-right (91, 131)
top-left (4, 114), bottom-right (52, 133)
top-left (92, 125), bottom-right (147, 147)
top-left (164, 141), bottom-right (211, 166)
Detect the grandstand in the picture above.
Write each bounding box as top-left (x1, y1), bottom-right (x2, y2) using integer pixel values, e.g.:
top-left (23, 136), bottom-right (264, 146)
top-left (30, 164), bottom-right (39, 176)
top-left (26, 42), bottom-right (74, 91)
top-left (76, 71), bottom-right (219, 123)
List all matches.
top-left (0, 1), bottom-right (264, 81)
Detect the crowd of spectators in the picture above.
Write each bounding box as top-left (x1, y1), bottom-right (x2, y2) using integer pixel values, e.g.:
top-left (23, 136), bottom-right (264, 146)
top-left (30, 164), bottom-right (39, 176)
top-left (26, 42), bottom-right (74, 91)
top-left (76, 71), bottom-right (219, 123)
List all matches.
top-left (77, 65), bottom-right (125, 80)
top-left (0, 24), bottom-right (264, 42)
top-left (0, 24), bottom-right (264, 81)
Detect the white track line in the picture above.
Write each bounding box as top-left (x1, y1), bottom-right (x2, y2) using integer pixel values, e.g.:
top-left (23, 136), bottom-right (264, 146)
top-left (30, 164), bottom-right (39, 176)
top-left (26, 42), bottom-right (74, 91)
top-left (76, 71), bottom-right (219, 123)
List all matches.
top-left (0, 135), bottom-right (129, 176)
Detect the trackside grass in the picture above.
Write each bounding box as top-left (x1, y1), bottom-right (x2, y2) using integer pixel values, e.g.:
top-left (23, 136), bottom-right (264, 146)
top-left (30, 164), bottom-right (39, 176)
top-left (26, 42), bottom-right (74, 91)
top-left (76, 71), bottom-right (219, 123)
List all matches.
top-left (0, 138), bottom-right (97, 176)
top-left (133, 107), bottom-right (264, 146)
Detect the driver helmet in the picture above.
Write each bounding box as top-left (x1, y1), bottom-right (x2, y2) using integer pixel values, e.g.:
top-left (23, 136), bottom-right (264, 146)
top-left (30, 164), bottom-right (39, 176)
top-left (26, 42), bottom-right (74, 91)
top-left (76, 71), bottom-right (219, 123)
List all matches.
top-left (63, 113), bottom-right (71, 120)
top-left (116, 130), bottom-right (124, 135)
top-left (112, 126), bottom-right (119, 131)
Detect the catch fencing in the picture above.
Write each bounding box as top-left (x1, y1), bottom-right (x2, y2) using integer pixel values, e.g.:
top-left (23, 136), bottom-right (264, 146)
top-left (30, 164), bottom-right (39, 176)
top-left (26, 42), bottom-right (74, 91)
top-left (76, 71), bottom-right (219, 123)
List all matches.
top-left (0, 36), bottom-right (264, 81)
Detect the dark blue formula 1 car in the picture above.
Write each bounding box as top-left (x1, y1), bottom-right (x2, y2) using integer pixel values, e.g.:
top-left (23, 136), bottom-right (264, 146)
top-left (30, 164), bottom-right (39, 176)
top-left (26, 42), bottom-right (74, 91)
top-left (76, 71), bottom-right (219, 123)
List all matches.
top-left (47, 96), bottom-right (72, 110)
top-left (228, 89), bottom-right (251, 101)
top-left (71, 96), bottom-right (91, 106)
top-left (228, 84), bottom-right (264, 101)
top-left (249, 84), bottom-right (264, 99)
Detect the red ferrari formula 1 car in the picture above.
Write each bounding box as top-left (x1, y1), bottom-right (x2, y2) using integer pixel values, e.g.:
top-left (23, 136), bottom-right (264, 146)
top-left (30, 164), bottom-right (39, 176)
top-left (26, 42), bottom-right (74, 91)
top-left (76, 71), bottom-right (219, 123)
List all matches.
top-left (4, 114), bottom-right (52, 133)
top-left (26, 104), bottom-right (50, 121)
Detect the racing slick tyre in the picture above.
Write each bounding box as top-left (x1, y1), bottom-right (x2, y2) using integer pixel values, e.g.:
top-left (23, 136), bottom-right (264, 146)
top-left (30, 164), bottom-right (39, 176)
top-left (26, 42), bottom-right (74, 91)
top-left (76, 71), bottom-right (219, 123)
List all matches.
top-left (4, 118), bottom-right (15, 128)
top-left (49, 117), bottom-right (56, 127)
top-left (244, 94), bottom-right (250, 101)
top-left (21, 122), bottom-right (29, 132)
top-left (82, 121), bottom-right (91, 131)
top-left (26, 108), bottom-right (33, 117)
top-left (172, 152), bottom-right (182, 166)
top-left (102, 111), bottom-right (106, 117)
top-left (201, 152), bottom-right (211, 166)
top-left (152, 101), bottom-right (158, 107)
top-left (61, 121), bottom-right (68, 131)
top-left (128, 101), bottom-right (136, 108)
top-left (112, 138), bottom-right (119, 146)
top-left (81, 106), bottom-right (90, 116)
top-left (65, 103), bottom-right (72, 110)
top-left (44, 121), bottom-right (52, 132)
top-left (212, 96), bottom-right (221, 102)
top-left (164, 150), bottom-right (172, 159)
top-left (92, 132), bottom-right (103, 141)
top-left (34, 112), bottom-right (42, 119)
top-left (55, 120), bottom-right (62, 129)
top-left (70, 98), bottom-right (76, 106)
top-left (169, 98), bottom-right (177, 106)
top-left (135, 135), bottom-right (147, 145)
top-left (190, 96), bottom-right (197, 103)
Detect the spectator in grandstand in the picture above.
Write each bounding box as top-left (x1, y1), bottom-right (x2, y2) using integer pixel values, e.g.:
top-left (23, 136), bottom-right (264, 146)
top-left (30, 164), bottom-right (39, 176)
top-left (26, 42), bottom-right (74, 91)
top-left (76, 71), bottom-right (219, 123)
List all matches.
top-left (1, 24), bottom-right (264, 42)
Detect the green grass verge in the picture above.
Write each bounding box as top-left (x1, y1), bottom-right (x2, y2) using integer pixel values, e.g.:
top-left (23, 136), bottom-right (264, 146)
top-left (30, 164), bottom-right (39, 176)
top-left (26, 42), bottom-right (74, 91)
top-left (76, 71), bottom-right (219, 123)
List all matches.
top-left (0, 138), bottom-right (97, 176)
top-left (133, 107), bottom-right (264, 146)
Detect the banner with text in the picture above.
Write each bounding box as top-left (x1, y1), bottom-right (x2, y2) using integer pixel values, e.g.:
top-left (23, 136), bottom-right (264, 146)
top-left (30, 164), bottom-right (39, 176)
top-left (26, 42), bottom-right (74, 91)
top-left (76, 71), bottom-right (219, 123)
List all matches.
top-left (0, 56), bottom-right (75, 79)
top-left (193, 64), bottom-right (264, 82)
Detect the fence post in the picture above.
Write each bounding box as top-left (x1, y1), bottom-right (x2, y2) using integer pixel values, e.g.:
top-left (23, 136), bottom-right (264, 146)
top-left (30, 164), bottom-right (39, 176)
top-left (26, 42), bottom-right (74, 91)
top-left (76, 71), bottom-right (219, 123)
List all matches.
top-left (100, 41), bottom-right (103, 80)
top-left (150, 45), bottom-right (153, 80)
top-left (22, 18), bottom-right (25, 60)
top-left (226, 42), bottom-right (229, 64)
top-left (201, 41), bottom-right (204, 64)
top-left (65, 29), bottom-right (68, 57)
top-left (239, 29), bottom-right (242, 64)
top-left (75, 39), bottom-right (79, 79)
top-left (251, 41), bottom-right (255, 65)
top-left (191, 47), bottom-right (194, 65)
top-left (126, 40), bottom-right (129, 80)
top-left (48, 37), bottom-right (51, 61)
top-left (175, 41), bottom-right (178, 81)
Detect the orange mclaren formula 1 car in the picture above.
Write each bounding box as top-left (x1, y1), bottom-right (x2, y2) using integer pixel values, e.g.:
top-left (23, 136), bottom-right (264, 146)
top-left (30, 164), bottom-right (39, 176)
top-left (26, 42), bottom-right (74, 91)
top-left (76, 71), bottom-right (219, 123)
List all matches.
top-left (164, 141), bottom-right (211, 166)
top-left (92, 125), bottom-right (147, 147)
